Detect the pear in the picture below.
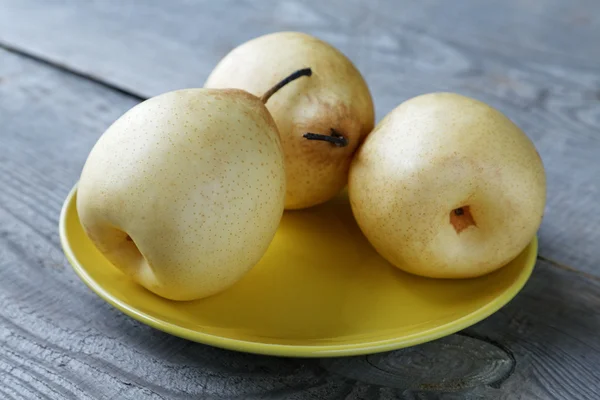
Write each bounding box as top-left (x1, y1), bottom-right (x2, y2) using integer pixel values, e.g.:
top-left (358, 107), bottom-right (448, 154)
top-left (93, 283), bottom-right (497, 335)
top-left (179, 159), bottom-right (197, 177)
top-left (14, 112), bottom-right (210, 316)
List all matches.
top-left (349, 92), bottom-right (546, 278)
top-left (76, 78), bottom-right (307, 300)
top-left (204, 31), bottom-right (375, 210)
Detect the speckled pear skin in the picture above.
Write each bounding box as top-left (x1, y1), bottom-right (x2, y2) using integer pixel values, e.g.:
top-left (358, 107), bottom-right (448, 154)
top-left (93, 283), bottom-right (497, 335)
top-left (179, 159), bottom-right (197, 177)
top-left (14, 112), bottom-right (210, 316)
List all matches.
top-left (204, 31), bottom-right (375, 210)
top-left (349, 92), bottom-right (546, 279)
top-left (76, 88), bottom-right (286, 301)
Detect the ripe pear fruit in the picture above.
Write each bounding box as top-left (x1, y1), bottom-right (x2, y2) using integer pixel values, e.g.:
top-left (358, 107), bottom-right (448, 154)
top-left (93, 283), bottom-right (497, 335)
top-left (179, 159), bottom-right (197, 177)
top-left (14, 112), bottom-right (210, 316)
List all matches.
top-left (349, 92), bottom-right (546, 279)
top-left (204, 31), bottom-right (375, 210)
top-left (76, 87), bottom-right (288, 301)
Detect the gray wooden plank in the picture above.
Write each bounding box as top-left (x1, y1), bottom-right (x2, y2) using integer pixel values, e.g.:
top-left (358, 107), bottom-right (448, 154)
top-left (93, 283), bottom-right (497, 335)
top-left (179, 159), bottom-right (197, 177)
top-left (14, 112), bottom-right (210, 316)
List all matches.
top-left (2, 0), bottom-right (599, 96)
top-left (1, 0), bottom-right (599, 275)
top-left (1, 47), bottom-right (600, 399)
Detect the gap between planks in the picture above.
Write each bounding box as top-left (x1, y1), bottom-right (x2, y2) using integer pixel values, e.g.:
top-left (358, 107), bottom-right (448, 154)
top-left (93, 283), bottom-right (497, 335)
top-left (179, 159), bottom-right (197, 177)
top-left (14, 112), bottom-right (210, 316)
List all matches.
top-left (0, 39), bottom-right (145, 101)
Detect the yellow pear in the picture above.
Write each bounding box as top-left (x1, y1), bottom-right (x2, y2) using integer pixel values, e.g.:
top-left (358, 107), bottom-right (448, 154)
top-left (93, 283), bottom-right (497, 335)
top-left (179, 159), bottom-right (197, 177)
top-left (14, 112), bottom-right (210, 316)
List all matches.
top-left (204, 31), bottom-right (375, 209)
top-left (349, 92), bottom-right (546, 278)
top-left (77, 87), bottom-right (288, 301)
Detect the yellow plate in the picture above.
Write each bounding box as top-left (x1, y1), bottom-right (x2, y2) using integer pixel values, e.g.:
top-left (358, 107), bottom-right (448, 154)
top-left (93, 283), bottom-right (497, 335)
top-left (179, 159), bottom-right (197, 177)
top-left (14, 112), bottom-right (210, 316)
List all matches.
top-left (59, 185), bottom-right (536, 357)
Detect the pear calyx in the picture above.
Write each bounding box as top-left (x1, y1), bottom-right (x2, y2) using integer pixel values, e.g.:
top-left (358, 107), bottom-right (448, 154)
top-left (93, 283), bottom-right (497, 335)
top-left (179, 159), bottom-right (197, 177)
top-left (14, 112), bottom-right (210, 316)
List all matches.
top-left (450, 206), bottom-right (477, 234)
top-left (303, 128), bottom-right (348, 147)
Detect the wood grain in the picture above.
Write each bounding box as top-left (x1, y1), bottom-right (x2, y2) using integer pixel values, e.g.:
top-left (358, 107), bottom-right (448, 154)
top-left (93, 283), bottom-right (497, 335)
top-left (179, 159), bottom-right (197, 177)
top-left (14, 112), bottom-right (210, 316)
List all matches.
top-left (1, 45), bottom-right (600, 399)
top-left (1, 0), bottom-right (598, 275)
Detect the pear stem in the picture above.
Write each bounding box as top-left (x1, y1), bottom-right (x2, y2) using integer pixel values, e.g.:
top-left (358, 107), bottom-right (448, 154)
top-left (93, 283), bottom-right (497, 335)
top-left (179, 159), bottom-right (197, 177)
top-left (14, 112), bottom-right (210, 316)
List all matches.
top-left (303, 129), bottom-right (349, 147)
top-left (260, 68), bottom-right (312, 103)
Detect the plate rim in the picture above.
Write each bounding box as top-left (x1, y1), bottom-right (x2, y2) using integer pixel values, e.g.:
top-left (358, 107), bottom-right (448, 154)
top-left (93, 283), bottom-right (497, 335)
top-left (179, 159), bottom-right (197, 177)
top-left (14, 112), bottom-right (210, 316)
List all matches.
top-left (59, 183), bottom-right (537, 358)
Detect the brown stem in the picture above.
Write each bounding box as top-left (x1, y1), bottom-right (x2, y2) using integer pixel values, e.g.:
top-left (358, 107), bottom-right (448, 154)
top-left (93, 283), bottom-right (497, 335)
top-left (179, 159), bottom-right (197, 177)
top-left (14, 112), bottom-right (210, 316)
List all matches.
top-left (303, 128), bottom-right (348, 147)
top-left (260, 68), bottom-right (312, 103)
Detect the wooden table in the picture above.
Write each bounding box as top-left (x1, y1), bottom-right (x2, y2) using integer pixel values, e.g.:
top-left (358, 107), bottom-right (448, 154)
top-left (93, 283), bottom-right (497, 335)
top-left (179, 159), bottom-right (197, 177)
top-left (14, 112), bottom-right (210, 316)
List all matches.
top-left (1, 1), bottom-right (599, 398)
